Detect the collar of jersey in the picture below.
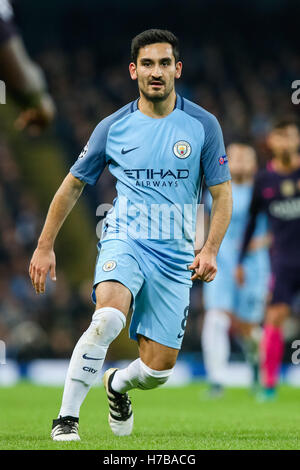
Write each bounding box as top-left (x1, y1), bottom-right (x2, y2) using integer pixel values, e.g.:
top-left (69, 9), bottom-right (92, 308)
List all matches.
top-left (131, 93), bottom-right (184, 120)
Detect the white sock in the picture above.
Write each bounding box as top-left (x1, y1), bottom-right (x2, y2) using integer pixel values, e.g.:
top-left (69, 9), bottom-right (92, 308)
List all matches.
top-left (201, 309), bottom-right (230, 386)
top-left (111, 358), bottom-right (173, 393)
top-left (59, 307), bottom-right (126, 418)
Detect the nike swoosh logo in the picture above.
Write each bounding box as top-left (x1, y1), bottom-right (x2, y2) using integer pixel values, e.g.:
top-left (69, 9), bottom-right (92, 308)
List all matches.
top-left (82, 354), bottom-right (104, 360)
top-left (121, 146), bottom-right (139, 154)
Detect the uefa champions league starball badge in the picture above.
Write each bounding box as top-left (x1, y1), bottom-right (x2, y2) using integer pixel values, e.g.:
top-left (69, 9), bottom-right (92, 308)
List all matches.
top-left (78, 141), bottom-right (89, 159)
top-left (173, 141), bottom-right (192, 159)
top-left (102, 260), bottom-right (117, 272)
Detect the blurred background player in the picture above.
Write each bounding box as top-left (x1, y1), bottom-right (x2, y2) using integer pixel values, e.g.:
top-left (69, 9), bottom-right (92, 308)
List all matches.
top-left (0, 0), bottom-right (55, 134)
top-left (202, 143), bottom-right (270, 397)
top-left (236, 119), bottom-right (300, 401)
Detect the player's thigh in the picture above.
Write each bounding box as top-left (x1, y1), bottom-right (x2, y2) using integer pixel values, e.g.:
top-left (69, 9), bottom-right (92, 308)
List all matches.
top-left (95, 281), bottom-right (132, 316)
top-left (137, 334), bottom-right (179, 370)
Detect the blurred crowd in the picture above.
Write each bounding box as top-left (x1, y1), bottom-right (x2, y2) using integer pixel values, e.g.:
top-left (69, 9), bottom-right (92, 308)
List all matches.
top-left (1, 8), bottom-right (300, 360)
top-left (0, 139), bottom-right (96, 360)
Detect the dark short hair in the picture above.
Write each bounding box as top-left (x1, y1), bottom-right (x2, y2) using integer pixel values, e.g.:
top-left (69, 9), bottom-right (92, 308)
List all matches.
top-left (272, 117), bottom-right (300, 131)
top-left (131, 29), bottom-right (179, 64)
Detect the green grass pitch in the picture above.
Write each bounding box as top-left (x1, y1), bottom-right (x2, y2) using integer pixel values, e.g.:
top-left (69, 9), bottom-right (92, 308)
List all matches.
top-left (1, 382), bottom-right (299, 450)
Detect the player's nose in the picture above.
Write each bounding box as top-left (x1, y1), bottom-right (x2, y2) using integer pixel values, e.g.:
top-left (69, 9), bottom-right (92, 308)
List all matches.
top-left (151, 65), bottom-right (163, 78)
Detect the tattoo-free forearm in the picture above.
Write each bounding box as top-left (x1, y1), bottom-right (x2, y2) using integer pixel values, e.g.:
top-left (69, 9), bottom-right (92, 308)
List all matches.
top-left (204, 181), bottom-right (232, 255)
top-left (38, 173), bottom-right (85, 249)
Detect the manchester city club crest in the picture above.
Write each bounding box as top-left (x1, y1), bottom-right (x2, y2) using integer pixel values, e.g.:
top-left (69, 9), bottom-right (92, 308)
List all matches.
top-left (78, 141), bottom-right (89, 159)
top-left (173, 140), bottom-right (192, 159)
top-left (102, 260), bottom-right (117, 272)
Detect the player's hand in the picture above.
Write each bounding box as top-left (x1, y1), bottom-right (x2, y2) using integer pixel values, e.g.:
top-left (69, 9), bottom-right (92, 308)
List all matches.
top-left (29, 246), bottom-right (56, 294)
top-left (235, 264), bottom-right (245, 286)
top-left (15, 93), bottom-right (56, 136)
top-left (188, 248), bottom-right (217, 282)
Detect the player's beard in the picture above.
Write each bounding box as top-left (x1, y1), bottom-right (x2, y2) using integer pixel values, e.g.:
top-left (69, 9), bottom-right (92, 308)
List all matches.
top-left (139, 80), bottom-right (174, 103)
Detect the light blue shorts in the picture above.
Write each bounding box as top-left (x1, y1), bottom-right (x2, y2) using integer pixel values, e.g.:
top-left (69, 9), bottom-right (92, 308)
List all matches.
top-left (203, 253), bottom-right (269, 324)
top-left (92, 237), bottom-right (192, 349)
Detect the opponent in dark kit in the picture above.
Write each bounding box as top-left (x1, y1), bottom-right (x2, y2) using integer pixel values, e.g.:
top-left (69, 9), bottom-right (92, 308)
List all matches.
top-left (236, 119), bottom-right (300, 400)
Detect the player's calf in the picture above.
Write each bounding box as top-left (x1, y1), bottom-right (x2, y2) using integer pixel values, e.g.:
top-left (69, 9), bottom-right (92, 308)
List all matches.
top-left (58, 307), bottom-right (126, 419)
top-left (111, 358), bottom-right (174, 392)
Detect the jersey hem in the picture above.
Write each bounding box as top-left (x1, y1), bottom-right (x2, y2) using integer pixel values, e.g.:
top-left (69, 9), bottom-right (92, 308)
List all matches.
top-left (70, 169), bottom-right (95, 186)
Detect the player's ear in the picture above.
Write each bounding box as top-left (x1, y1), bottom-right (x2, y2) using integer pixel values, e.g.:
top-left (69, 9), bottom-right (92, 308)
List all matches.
top-left (175, 61), bottom-right (182, 80)
top-left (129, 62), bottom-right (137, 80)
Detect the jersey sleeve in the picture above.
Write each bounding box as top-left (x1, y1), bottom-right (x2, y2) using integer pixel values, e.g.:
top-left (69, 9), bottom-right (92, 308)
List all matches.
top-left (70, 120), bottom-right (109, 186)
top-left (201, 115), bottom-right (231, 187)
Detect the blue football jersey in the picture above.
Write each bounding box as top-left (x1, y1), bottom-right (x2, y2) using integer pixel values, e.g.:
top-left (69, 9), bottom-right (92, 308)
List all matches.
top-left (70, 94), bottom-right (231, 268)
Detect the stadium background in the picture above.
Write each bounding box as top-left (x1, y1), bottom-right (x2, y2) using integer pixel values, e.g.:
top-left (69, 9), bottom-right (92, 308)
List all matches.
top-left (1, 0), bottom-right (300, 385)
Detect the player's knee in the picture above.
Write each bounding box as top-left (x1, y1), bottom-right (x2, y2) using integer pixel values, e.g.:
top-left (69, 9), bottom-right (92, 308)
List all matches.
top-left (86, 307), bottom-right (126, 346)
top-left (95, 281), bottom-right (132, 315)
top-left (137, 359), bottom-right (173, 390)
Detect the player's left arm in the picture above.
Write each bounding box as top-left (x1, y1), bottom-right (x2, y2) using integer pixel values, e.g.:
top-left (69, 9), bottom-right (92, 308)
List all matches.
top-left (189, 180), bottom-right (232, 282)
top-left (189, 112), bottom-right (232, 282)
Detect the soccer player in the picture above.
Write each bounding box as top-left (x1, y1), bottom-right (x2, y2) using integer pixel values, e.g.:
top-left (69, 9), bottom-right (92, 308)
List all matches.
top-left (29, 29), bottom-right (232, 441)
top-left (201, 143), bottom-right (270, 396)
top-left (0, 0), bottom-right (55, 133)
top-left (236, 119), bottom-right (300, 400)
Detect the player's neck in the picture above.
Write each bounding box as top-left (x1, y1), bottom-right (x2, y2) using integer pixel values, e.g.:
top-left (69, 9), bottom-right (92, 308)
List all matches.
top-left (272, 153), bottom-right (300, 174)
top-left (138, 90), bottom-right (177, 118)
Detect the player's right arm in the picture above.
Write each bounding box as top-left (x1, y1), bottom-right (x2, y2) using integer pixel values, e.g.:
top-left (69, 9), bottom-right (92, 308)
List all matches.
top-left (189, 112), bottom-right (232, 281)
top-left (29, 173), bottom-right (85, 294)
top-left (29, 117), bottom-right (109, 294)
